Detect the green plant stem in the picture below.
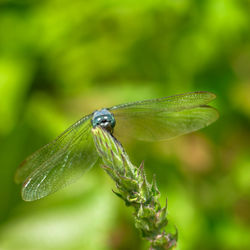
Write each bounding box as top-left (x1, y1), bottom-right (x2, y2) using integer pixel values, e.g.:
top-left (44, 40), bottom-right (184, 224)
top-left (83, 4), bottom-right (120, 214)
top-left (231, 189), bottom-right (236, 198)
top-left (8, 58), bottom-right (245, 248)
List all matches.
top-left (92, 127), bottom-right (177, 250)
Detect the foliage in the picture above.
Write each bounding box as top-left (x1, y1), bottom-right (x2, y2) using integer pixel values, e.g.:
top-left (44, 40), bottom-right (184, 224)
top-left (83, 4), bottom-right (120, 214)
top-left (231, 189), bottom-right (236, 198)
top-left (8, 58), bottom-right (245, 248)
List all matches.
top-left (92, 127), bottom-right (177, 249)
top-left (0, 0), bottom-right (250, 249)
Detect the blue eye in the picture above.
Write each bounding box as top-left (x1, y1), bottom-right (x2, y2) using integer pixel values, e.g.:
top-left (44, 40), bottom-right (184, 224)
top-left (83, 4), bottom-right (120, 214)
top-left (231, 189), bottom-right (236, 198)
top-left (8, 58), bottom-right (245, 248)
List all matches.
top-left (91, 109), bottom-right (116, 132)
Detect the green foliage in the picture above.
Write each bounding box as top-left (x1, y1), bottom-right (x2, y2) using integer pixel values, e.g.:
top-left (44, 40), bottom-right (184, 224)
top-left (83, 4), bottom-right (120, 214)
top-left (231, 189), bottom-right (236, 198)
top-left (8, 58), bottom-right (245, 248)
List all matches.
top-left (0, 0), bottom-right (250, 249)
top-left (92, 127), bottom-right (177, 249)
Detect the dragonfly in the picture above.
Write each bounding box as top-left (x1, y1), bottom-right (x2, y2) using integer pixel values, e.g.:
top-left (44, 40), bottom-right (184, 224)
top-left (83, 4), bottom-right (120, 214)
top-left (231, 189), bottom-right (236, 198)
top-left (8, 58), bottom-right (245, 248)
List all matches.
top-left (15, 91), bottom-right (219, 201)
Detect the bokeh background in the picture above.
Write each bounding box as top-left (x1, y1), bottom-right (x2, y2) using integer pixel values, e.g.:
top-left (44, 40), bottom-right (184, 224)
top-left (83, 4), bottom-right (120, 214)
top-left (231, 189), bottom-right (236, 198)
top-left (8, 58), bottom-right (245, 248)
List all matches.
top-left (0, 0), bottom-right (250, 249)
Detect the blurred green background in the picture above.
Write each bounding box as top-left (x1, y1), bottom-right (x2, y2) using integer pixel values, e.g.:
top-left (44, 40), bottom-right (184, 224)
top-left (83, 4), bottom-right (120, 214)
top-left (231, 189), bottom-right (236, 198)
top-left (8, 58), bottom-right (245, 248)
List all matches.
top-left (0, 0), bottom-right (250, 249)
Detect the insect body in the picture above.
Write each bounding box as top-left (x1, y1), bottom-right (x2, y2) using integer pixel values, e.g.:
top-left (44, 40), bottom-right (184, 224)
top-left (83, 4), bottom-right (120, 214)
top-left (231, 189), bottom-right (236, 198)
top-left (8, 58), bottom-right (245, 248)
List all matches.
top-left (15, 91), bottom-right (219, 201)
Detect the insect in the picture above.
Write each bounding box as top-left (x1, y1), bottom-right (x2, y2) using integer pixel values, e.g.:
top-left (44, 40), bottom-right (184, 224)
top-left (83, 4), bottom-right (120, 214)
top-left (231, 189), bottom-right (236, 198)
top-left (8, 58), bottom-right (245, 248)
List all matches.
top-left (15, 91), bottom-right (219, 201)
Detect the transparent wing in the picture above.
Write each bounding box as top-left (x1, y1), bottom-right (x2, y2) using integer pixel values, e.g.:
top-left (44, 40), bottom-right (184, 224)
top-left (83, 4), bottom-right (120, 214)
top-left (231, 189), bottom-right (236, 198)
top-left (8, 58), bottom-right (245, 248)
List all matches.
top-left (15, 114), bottom-right (99, 201)
top-left (110, 91), bottom-right (216, 112)
top-left (110, 92), bottom-right (219, 141)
